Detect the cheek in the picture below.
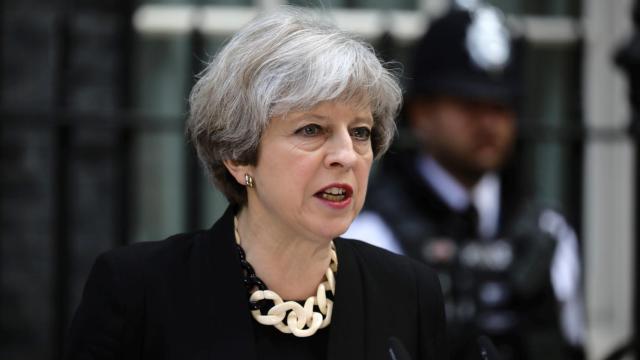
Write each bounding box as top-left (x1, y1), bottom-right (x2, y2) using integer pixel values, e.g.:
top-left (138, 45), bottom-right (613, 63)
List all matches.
top-left (273, 151), bottom-right (324, 191)
top-left (439, 122), bottom-right (474, 150)
top-left (432, 114), bottom-right (471, 142)
top-left (356, 156), bottom-right (373, 196)
top-left (256, 147), bottom-right (303, 183)
top-left (353, 179), bottom-right (369, 212)
top-left (360, 170), bottom-right (370, 189)
top-left (495, 119), bottom-right (516, 146)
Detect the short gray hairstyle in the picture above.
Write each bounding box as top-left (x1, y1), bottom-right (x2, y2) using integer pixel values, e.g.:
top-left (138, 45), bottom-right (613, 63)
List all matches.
top-left (187, 6), bottom-right (402, 206)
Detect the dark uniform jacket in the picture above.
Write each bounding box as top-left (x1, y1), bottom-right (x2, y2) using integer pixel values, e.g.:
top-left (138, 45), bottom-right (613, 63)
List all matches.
top-left (363, 150), bottom-right (573, 360)
top-left (64, 206), bottom-right (448, 360)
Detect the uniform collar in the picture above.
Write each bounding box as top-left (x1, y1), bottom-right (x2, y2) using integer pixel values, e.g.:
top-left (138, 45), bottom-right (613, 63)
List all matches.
top-left (417, 155), bottom-right (501, 238)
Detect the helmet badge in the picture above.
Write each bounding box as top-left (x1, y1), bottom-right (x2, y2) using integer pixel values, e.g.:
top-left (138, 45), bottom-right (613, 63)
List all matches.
top-left (465, 6), bottom-right (511, 73)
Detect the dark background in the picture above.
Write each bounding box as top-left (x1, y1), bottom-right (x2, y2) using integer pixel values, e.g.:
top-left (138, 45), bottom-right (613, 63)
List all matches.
top-left (1, 0), bottom-right (632, 359)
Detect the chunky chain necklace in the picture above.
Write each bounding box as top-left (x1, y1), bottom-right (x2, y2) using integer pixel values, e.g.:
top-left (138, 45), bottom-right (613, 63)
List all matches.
top-left (234, 216), bottom-right (338, 337)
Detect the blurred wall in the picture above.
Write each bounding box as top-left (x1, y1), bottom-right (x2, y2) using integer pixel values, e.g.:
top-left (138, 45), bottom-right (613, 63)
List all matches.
top-left (1, 0), bottom-right (132, 358)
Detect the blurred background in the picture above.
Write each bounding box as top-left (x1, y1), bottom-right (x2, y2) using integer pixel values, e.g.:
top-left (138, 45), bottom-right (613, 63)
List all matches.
top-left (0, 0), bottom-right (636, 359)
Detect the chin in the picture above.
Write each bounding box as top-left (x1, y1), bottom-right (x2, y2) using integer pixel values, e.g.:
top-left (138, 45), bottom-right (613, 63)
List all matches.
top-left (311, 220), bottom-right (352, 240)
top-left (475, 152), bottom-right (509, 167)
top-left (467, 156), bottom-right (500, 171)
top-left (306, 205), bottom-right (359, 238)
top-left (478, 161), bottom-right (504, 173)
top-left (322, 226), bottom-right (350, 240)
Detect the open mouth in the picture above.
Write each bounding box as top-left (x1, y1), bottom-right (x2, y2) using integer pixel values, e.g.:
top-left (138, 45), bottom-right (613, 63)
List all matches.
top-left (315, 185), bottom-right (353, 202)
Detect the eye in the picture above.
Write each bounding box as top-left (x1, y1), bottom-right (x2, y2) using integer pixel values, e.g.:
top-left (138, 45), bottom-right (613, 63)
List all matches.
top-left (295, 124), bottom-right (322, 137)
top-left (350, 127), bottom-right (372, 141)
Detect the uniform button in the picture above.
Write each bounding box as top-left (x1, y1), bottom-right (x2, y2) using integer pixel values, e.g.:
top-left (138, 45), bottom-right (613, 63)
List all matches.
top-left (479, 281), bottom-right (510, 306)
top-left (421, 237), bottom-right (457, 264)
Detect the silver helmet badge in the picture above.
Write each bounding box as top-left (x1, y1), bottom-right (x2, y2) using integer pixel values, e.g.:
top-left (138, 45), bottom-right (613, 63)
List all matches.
top-left (465, 5), bottom-right (511, 73)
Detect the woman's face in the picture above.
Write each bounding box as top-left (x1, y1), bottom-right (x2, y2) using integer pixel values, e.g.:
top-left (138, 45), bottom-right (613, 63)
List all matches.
top-left (245, 101), bottom-right (374, 241)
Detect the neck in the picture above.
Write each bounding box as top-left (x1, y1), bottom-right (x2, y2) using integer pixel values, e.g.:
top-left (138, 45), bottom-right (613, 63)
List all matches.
top-left (235, 208), bottom-right (333, 301)
top-left (454, 172), bottom-right (482, 191)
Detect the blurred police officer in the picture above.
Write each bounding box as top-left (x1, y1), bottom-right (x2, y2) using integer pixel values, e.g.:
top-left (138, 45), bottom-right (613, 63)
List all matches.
top-left (344, 1), bottom-right (584, 359)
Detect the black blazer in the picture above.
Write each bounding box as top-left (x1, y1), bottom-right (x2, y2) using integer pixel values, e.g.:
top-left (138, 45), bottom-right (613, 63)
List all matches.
top-left (65, 207), bottom-right (447, 360)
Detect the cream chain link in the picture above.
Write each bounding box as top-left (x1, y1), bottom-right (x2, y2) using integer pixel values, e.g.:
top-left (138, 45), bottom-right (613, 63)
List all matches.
top-left (234, 216), bottom-right (337, 337)
top-left (248, 243), bottom-right (337, 337)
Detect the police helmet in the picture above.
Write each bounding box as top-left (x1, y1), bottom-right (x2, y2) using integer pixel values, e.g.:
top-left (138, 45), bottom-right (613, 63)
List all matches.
top-left (410, 1), bottom-right (521, 107)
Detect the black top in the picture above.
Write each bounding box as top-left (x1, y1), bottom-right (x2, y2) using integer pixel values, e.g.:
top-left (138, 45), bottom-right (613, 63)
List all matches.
top-left (253, 319), bottom-right (328, 360)
top-left (64, 206), bottom-right (447, 360)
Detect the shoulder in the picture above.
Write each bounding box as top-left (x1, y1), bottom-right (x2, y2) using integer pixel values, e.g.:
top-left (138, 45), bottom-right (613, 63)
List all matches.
top-left (507, 201), bottom-right (580, 252)
top-left (99, 206), bottom-right (239, 270)
top-left (82, 230), bottom-right (208, 305)
top-left (335, 237), bottom-right (448, 358)
top-left (96, 230), bottom-right (207, 274)
top-left (66, 229), bottom-right (223, 358)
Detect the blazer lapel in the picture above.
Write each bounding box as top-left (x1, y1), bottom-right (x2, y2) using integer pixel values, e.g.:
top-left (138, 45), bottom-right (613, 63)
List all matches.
top-left (326, 239), bottom-right (366, 360)
top-left (201, 206), bottom-right (258, 359)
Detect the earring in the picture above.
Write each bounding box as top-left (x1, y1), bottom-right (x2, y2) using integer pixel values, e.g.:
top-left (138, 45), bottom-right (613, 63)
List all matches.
top-left (244, 174), bottom-right (255, 188)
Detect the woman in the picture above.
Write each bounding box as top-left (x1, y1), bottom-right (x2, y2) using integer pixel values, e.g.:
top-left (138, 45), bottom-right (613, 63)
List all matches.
top-left (65, 7), bottom-right (447, 360)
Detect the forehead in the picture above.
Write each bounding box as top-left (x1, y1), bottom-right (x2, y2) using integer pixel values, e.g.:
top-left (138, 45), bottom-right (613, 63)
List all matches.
top-left (276, 100), bottom-right (373, 123)
top-left (270, 84), bottom-right (375, 114)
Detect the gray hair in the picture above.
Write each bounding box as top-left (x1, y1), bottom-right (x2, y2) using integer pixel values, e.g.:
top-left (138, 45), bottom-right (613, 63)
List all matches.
top-left (187, 6), bottom-right (402, 206)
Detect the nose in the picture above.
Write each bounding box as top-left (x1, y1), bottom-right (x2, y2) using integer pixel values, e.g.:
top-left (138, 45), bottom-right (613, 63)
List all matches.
top-left (476, 112), bottom-right (497, 132)
top-left (475, 103), bottom-right (513, 124)
top-left (324, 129), bottom-right (358, 169)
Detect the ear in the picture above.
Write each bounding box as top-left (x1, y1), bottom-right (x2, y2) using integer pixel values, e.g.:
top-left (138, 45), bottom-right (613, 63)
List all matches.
top-left (223, 159), bottom-right (252, 186)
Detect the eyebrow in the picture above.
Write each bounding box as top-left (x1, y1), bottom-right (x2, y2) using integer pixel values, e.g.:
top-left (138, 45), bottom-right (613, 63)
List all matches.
top-left (296, 113), bottom-right (374, 125)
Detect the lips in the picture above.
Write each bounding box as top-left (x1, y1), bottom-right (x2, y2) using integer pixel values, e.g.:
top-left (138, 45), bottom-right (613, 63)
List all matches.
top-left (315, 184), bottom-right (353, 202)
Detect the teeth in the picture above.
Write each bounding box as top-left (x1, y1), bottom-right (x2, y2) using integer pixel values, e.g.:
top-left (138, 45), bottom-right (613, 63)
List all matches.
top-left (321, 193), bottom-right (345, 201)
top-left (323, 187), bottom-right (346, 195)
top-left (317, 186), bottom-right (349, 202)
